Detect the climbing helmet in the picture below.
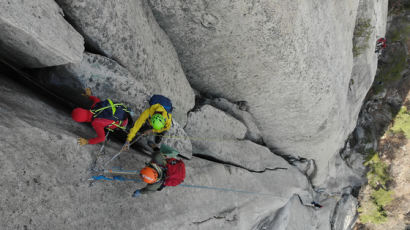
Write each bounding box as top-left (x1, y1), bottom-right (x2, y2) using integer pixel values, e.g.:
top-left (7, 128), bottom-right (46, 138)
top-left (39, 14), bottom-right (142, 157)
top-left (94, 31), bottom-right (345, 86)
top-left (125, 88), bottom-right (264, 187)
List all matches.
top-left (140, 166), bottom-right (158, 184)
top-left (151, 113), bottom-right (165, 130)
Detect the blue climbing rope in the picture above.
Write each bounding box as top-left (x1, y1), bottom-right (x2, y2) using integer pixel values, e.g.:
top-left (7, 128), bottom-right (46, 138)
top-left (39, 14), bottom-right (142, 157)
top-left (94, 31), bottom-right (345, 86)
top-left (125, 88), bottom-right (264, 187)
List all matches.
top-left (90, 169), bottom-right (286, 199)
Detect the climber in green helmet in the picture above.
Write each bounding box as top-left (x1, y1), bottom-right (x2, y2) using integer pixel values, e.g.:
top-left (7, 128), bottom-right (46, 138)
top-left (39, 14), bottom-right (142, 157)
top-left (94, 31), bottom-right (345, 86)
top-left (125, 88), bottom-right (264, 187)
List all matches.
top-left (123, 95), bottom-right (173, 151)
top-left (151, 113), bottom-right (165, 130)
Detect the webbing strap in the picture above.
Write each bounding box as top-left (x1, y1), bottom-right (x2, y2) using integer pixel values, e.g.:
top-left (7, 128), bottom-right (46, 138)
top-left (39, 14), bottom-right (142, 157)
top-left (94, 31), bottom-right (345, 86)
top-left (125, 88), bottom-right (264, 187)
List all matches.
top-left (106, 121), bottom-right (126, 132)
top-left (91, 101), bottom-right (129, 121)
top-left (107, 99), bottom-right (116, 115)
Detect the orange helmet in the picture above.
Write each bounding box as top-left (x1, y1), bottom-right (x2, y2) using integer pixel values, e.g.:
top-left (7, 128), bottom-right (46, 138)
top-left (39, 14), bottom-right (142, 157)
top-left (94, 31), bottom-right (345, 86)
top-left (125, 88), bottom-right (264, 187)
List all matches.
top-left (140, 166), bottom-right (158, 184)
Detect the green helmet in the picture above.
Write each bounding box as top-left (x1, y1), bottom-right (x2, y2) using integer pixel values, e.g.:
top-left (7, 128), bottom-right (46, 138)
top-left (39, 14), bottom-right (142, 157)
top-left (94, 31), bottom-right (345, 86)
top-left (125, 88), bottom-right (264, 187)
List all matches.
top-left (151, 114), bottom-right (165, 130)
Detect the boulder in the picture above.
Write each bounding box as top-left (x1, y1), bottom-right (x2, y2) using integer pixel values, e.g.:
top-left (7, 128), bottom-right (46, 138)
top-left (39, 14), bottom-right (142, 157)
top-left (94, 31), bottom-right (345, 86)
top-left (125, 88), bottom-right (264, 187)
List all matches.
top-left (0, 75), bottom-right (314, 229)
top-left (55, 0), bottom-right (194, 125)
top-left (147, 0), bottom-right (364, 184)
top-left (185, 105), bottom-right (289, 171)
top-left (0, 0), bottom-right (83, 67)
top-left (208, 98), bottom-right (263, 143)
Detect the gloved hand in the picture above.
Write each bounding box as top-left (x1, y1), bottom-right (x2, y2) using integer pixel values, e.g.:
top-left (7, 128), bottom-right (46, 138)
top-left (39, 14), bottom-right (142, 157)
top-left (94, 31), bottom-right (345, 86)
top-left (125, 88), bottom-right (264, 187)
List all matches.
top-left (143, 129), bottom-right (153, 135)
top-left (81, 88), bottom-right (92, 97)
top-left (122, 141), bottom-right (130, 151)
top-left (132, 190), bottom-right (141, 198)
top-left (77, 137), bottom-right (88, 146)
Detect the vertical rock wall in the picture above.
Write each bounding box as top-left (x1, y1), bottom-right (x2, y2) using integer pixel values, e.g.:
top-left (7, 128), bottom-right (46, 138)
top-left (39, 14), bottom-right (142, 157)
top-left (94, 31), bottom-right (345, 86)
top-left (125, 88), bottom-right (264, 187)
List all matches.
top-left (148, 0), bottom-right (361, 184)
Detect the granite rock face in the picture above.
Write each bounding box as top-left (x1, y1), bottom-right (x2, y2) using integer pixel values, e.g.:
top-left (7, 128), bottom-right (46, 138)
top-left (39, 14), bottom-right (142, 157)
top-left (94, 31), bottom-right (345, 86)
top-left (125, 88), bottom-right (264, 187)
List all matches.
top-left (348, 0), bottom-right (388, 122)
top-left (0, 75), bottom-right (314, 230)
top-left (253, 195), bottom-right (316, 230)
top-left (147, 0), bottom-right (363, 184)
top-left (185, 105), bottom-right (288, 171)
top-left (0, 0), bottom-right (84, 67)
top-left (55, 0), bottom-right (194, 124)
top-left (320, 0), bottom-right (389, 189)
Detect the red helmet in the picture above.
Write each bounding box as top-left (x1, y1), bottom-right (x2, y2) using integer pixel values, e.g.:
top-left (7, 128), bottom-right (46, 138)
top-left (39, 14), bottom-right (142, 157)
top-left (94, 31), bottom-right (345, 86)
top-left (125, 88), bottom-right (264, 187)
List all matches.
top-left (71, 108), bottom-right (93, 122)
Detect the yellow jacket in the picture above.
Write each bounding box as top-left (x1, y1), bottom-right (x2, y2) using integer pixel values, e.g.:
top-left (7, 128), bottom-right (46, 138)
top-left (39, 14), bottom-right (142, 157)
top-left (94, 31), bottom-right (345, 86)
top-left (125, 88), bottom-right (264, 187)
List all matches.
top-left (127, 104), bottom-right (172, 142)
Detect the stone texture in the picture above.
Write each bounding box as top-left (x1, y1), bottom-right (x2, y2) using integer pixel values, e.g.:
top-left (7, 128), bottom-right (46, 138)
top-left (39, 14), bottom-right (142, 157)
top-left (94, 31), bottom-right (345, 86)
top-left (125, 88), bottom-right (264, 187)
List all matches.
top-left (332, 195), bottom-right (358, 230)
top-left (253, 195), bottom-right (316, 230)
top-left (0, 0), bottom-right (84, 67)
top-left (0, 74), bottom-right (314, 230)
top-left (148, 0), bottom-right (363, 184)
top-left (208, 98), bottom-right (263, 144)
top-left (186, 105), bottom-right (247, 140)
top-left (55, 0), bottom-right (194, 125)
top-left (185, 105), bottom-right (289, 171)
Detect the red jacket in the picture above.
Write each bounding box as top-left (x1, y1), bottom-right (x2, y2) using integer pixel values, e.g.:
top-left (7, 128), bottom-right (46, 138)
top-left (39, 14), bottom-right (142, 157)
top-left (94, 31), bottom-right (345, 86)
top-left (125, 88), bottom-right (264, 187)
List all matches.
top-left (377, 38), bottom-right (387, 48)
top-left (88, 96), bottom-right (128, 144)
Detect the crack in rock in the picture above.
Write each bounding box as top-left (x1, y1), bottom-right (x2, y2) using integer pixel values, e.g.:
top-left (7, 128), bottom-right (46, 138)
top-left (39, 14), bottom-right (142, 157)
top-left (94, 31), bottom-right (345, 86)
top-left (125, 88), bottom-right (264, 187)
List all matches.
top-left (193, 153), bottom-right (287, 173)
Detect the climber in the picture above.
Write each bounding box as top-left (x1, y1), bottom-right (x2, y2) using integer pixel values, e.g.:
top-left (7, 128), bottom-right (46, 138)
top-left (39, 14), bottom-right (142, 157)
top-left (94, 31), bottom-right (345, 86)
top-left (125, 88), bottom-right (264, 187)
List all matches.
top-left (132, 144), bottom-right (185, 197)
top-left (375, 37), bottom-right (387, 53)
top-left (71, 88), bottom-right (132, 146)
top-left (123, 95), bottom-right (173, 151)
top-left (310, 201), bottom-right (323, 209)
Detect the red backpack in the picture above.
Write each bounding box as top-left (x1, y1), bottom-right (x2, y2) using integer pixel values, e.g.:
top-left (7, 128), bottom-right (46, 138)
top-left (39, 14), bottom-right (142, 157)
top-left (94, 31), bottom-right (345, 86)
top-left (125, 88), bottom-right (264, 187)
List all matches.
top-left (164, 158), bottom-right (185, 186)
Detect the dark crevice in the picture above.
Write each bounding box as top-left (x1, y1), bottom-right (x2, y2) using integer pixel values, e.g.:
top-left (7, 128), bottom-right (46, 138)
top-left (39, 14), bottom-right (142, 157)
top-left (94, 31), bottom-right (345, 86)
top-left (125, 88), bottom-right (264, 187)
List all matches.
top-left (192, 215), bottom-right (236, 225)
top-left (0, 59), bottom-right (75, 111)
top-left (193, 153), bottom-right (287, 173)
top-left (192, 217), bottom-right (213, 225)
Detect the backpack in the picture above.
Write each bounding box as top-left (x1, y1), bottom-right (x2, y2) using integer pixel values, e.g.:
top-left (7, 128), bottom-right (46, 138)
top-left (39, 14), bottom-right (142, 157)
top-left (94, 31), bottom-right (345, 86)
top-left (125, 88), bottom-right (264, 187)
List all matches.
top-left (164, 158), bottom-right (185, 186)
top-left (91, 99), bottom-right (129, 129)
top-left (149, 95), bottom-right (173, 114)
